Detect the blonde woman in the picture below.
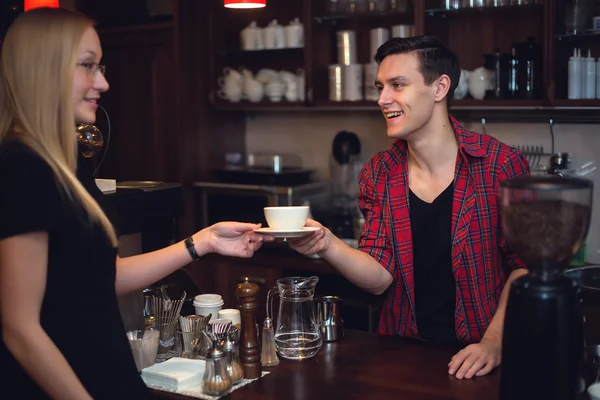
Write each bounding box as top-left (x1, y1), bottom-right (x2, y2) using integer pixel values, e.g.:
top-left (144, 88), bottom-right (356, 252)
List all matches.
top-left (0, 8), bottom-right (272, 399)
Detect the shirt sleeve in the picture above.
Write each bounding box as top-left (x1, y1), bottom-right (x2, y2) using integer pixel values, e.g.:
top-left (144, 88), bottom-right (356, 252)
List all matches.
top-left (498, 147), bottom-right (530, 273)
top-left (357, 161), bottom-right (395, 275)
top-left (0, 146), bottom-right (63, 240)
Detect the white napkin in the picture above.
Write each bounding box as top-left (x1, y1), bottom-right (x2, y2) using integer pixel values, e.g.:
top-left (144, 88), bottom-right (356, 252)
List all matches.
top-left (141, 357), bottom-right (206, 391)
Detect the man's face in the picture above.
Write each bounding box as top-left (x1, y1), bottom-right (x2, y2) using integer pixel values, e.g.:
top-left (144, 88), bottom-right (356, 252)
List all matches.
top-left (375, 52), bottom-right (445, 140)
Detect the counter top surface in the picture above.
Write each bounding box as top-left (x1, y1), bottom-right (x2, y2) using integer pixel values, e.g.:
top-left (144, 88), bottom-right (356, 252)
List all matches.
top-left (152, 329), bottom-right (501, 400)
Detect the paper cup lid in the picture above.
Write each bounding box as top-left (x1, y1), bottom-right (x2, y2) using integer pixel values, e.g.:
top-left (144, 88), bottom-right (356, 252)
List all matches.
top-left (193, 294), bottom-right (224, 306)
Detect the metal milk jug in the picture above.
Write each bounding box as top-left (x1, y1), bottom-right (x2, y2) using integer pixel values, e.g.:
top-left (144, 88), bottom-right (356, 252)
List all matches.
top-left (266, 276), bottom-right (322, 360)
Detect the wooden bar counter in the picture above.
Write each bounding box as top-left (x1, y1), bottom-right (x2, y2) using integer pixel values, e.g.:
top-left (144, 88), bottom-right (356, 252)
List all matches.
top-left (153, 330), bottom-right (500, 400)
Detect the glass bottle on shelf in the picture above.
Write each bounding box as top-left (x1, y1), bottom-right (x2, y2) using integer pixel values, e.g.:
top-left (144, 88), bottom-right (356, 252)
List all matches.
top-left (368, 0), bottom-right (388, 12)
top-left (345, 0), bottom-right (368, 12)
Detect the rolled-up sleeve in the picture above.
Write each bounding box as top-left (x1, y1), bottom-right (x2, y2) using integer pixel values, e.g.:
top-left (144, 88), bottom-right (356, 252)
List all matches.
top-left (498, 147), bottom-right (530, 273)
top-left (357, 161), bottom-right (395, 275)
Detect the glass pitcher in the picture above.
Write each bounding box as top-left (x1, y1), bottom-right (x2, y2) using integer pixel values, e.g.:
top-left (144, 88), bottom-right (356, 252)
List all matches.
top-left (266, 276), bottom-right (322, 360)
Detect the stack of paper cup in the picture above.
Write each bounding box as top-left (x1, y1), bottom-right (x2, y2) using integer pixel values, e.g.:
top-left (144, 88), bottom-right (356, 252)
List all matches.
top-left (333, 30), bottom-right (363, 101)
top-left (370, 27), bottom-right (389, 61)
top-left (343, 65), bottom-right (363, 101)
top-left (364, 63), bottom-right (379, 101)
top-left (391, 24), bottom-right (414, 38)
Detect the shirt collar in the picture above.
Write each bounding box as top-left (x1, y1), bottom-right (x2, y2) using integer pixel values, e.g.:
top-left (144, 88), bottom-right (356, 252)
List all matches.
top-left (389, 115), bottom-right (489, 162)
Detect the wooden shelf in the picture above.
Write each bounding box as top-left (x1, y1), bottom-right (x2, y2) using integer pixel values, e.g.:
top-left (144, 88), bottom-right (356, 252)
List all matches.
top-left (211, 97), bottom-right (600, 122)
top-left (312, 100), bottom-right (378, 110)
top-left (552, 99), bottom-right (600, 108)
top-left (314, 10), bottom-right (413, 23)
top-left (556, 30), bottom-right (600, 41)
top-left (221, 47), bottom-right (305, 58)
top-left (425, 3), bottom-right (542, 17)
top-left (212, 100), bottom-right (308, 111)
top-left (451, 99), bottom-right (545, 109)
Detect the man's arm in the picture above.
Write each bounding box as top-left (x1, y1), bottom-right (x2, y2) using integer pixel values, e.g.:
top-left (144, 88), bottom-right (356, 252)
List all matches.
top-left (288, 161), bottom-right (394, 295)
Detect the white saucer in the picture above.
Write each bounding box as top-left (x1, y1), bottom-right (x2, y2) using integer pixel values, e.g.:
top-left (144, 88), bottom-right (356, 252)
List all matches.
top-left (254, 227), bottom-right (320, 238)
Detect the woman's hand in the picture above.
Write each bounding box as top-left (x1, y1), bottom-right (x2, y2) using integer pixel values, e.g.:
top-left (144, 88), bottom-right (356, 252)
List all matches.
top-left (194, 222), bottom-right (274, 258)
top-left (286, 219), bottom-right (332, 256)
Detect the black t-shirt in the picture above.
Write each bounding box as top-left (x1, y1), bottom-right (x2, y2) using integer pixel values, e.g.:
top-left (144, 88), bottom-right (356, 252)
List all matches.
top-left (0, 141), bottom-right (150, 399)
top-left (409, 183), bottom-right (457, 342)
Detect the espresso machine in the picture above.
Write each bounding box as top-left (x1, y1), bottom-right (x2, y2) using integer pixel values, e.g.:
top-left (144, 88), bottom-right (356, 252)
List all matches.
top-left (499, 176), bottom-right (593, 400)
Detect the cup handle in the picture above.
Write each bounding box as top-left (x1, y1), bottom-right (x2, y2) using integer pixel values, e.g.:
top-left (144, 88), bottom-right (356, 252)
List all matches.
top-left (217, 90), bottom-right (227, 100)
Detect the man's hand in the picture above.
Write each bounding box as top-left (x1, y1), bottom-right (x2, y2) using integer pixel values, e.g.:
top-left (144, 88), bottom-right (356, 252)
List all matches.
top-left (448, 337), bottom-right (501, 379)
top-left (286, 219), bottom-right (331, 256)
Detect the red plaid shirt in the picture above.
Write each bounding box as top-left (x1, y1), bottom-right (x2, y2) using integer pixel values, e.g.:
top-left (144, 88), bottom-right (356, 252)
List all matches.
top-left (358, 116), bottom-right (529, 343)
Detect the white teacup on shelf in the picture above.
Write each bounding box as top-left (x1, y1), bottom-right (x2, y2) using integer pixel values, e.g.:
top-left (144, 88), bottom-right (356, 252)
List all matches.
top-left (284, 80), bottom-right (299, 102)
top-left (243, 77), bottom-right (264, 103)
top-left (256, 68), bottom-right (280, 85)
top-left (218, 86), bottom-right (243, 103)
top-left (265, 82), bottom-right (285, 102)
top-left (468, 67), bottom-right (493, 100)
top-left (217, 77), bottom-right (243, 102)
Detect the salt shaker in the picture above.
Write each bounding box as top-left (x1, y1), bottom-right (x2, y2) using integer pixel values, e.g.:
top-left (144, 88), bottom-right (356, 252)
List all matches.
top-left (202, 343), bottom-right (232, 396)
top-left (260, 317), bottom-right (279, 367)
top-left (224, 327), bottom-right (244, 384)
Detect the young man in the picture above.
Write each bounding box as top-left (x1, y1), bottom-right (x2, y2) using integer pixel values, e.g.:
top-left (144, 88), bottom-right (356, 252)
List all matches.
top-left (287, 36), bottom-right (529, 380)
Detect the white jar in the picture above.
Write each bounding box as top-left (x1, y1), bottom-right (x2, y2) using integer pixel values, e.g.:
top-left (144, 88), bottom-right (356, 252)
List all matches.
top-left (193, 294), bottom-right (224, 317)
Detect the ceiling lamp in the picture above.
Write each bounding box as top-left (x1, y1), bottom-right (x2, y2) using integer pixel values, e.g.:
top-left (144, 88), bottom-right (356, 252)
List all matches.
top-left (24, 0), bottom-right (59, 11)
top-left (224, 0), bottom-right (266, 9)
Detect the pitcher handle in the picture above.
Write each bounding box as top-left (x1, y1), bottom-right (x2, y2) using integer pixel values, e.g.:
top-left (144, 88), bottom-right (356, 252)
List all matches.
top-left (266, 286), bottom-right (279, 322)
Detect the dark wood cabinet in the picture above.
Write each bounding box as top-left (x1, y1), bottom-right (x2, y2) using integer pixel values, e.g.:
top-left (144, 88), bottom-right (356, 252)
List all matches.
top-left (95, 23), bottom-right (180, 182)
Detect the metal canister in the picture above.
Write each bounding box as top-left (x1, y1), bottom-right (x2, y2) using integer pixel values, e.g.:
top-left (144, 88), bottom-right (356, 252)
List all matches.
top-left (329, 65), bottom-right (343, 102)
top-left (336, 30), bottom-right (357, 66)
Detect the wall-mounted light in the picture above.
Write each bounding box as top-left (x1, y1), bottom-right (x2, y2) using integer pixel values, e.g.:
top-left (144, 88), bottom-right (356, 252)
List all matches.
top-left (24, 0), bottom-right (59, 11)
top-left (224, 0), bottom-right (266, 9)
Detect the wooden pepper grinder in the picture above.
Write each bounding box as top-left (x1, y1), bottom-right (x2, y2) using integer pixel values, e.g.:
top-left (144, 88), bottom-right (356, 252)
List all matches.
top-left (235, 277), bottom-right (261, 379)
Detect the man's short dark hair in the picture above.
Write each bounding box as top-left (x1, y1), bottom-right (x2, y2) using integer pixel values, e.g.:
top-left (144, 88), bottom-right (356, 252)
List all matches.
top-left (374, 36), bottom-right (460, 103)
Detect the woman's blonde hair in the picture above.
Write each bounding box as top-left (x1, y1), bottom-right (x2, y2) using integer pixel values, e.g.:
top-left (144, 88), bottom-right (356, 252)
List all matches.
top-left (0, 8), bottom-right (118, 246)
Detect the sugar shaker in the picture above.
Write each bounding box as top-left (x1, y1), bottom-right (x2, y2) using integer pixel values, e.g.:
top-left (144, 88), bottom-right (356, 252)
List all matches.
top-left (202, 342), bottom-right (232, 396)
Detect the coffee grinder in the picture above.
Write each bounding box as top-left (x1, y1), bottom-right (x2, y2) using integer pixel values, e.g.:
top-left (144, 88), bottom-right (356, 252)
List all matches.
top-left (499, 176), bottom-right (593, 400)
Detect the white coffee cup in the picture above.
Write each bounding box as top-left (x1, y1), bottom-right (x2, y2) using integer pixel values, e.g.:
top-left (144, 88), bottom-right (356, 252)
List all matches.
top-left (218, 309), bottom-right (241, 329)
top-left (264, 206), bottom-right (309, 230)
top-left (193, 294), bottom-right (224, 317)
